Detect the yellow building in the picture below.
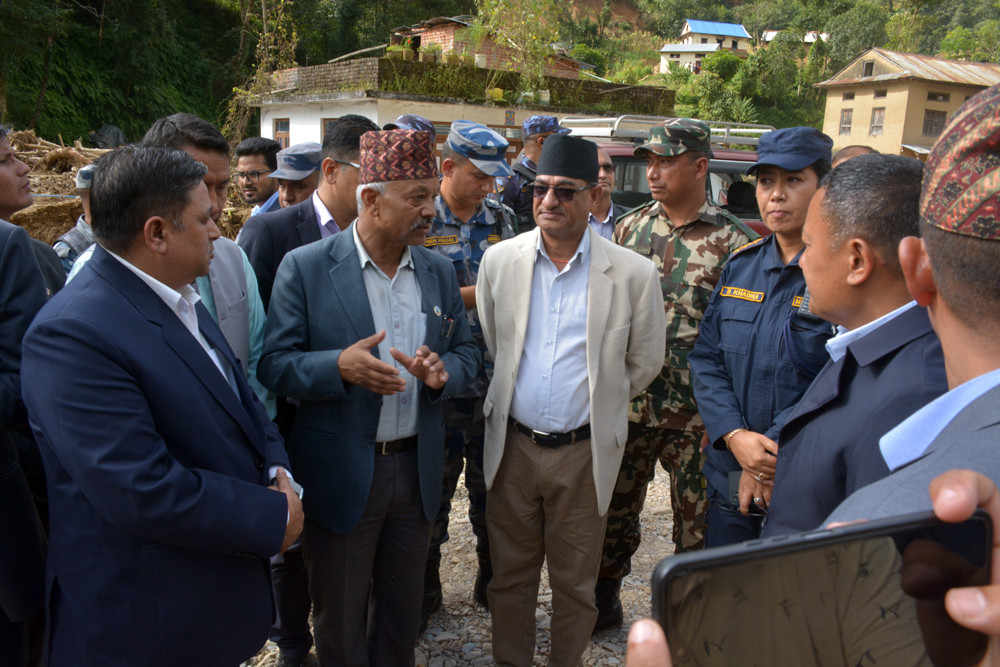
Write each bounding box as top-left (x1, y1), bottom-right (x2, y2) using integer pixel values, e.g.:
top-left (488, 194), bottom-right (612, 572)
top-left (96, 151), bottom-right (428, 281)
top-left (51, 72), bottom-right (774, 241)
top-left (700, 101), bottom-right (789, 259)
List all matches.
top-left (816, 47), bottom-right (1000, 158)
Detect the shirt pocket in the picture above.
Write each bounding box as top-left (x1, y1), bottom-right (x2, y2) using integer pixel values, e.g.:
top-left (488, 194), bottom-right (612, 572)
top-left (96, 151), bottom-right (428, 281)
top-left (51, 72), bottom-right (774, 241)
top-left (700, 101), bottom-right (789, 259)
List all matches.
top-left (719, 299), bottom-right (761, 355)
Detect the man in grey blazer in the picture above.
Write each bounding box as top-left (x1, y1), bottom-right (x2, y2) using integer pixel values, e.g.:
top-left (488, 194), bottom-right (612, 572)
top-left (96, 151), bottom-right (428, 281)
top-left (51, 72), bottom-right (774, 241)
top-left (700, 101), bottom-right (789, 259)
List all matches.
top-left (477, 134), bottom-right (665, 666)
top-left (827, 84), bottom-right (1000, 524)
top-left (260, 128), bottom-right (480, 666)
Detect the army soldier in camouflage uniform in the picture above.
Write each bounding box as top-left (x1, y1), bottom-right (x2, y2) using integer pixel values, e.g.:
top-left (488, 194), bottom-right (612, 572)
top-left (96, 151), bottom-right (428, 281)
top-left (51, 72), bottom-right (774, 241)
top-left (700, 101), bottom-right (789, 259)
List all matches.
top-left (596, 119), bottom-right (758, 631)
top-left (500, 115), bottom-right (569, 234)
top-left (420, 121), bottom-right (517, 631)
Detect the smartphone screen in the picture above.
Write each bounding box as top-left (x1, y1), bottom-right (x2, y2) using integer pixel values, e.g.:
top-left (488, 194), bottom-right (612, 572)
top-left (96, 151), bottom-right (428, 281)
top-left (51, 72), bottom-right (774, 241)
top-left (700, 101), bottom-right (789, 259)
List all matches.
top-left (652, 511), bottom-right (991, 667)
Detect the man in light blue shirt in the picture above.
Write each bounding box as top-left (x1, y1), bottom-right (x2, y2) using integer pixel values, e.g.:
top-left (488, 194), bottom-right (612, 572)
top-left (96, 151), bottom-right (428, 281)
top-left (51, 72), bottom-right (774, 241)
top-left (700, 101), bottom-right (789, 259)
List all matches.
top-left (827, 83), bottom-right (1000, 525)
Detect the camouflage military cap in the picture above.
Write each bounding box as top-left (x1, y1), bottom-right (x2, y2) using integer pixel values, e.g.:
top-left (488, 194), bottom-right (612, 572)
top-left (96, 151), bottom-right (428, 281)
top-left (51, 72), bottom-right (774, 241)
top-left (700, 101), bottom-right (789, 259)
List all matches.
top-left (921, 83), bottom-right (1000, 241)
top-left (634, 118), bottom-right (713, 159)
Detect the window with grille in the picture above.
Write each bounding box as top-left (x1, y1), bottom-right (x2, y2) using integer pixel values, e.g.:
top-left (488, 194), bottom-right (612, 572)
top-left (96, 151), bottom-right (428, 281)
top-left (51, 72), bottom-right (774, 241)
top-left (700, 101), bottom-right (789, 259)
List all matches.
top-left (869, 108), bottom-right (885, 136)
top-left (840, 109), bottom-right (853, 135)
top-left (923, 109), bottom-right (947, 137)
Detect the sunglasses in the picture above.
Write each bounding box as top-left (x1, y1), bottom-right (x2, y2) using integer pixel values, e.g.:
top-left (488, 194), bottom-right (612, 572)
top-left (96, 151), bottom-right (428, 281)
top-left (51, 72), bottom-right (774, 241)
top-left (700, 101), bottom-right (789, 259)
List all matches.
top-left (531, 183), bottom-right (595, 203)
top-left (333, 158), bottom-right (361, 169)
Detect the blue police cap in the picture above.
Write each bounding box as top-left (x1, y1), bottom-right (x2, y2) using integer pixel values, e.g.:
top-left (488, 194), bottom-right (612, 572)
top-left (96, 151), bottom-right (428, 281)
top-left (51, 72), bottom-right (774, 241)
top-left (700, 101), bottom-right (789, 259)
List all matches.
top-left (384, 114), bottom-right (437, 138)
top-left (748, 127), bottom-right (833, 174)
top-left (76, 163), bottom-right (96, 189)
top-left (270, 142), bottom-right (322, 180)
top-left (446, 120), bottom-right (512, 178)
top-left (522, 115), bottom-right (569, 138)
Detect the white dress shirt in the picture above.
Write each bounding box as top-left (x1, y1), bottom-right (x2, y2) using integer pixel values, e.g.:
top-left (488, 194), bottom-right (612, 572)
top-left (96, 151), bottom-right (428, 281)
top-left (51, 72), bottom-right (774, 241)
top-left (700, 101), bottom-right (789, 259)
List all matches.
top-left (510, 230), bottom-right (591, 433)
top-left (312, 190), bottom-right (342, 239)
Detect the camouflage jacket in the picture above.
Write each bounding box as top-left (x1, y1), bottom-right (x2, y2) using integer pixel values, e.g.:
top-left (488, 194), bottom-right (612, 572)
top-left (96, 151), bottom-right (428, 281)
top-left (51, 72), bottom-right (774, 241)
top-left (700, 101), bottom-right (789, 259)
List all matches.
top-left (614, 199), bottom-right (758, 431)
top-left (424, 195), bottom-right (516, 397)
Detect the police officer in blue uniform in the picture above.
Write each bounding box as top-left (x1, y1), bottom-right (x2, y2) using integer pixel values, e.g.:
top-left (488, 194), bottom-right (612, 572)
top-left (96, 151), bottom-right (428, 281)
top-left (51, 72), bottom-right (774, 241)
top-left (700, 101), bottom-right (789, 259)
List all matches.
top-left (689, 127), bottom-right (836, 547)
top-left (421, 121), bottom-right (516, 630)
top-left (500, 115), bottom-right (569, 234)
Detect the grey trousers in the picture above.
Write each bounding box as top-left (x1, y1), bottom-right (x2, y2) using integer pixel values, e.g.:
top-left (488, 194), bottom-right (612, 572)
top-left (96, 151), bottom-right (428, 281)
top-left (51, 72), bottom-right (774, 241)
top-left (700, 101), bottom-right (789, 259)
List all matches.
top-left (302, 447), bottom-right (432, 667)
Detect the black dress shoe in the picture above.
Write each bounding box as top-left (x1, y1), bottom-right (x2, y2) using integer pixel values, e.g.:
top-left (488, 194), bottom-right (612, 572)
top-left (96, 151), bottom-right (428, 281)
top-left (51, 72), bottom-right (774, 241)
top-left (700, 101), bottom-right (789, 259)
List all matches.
top-left (592, 577), bottom-right (624, 634)
top-left (473, 556), bottom-right (492, 609)
top-left (276, 654), bottom-right (308, 667)
top-left (418, 559), bottom-right (442, 634)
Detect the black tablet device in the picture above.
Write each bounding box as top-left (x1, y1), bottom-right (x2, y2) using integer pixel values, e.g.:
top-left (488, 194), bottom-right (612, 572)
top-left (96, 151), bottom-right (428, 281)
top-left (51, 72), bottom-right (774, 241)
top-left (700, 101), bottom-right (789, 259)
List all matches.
top-left (652, 511), bottom-right (992, 666)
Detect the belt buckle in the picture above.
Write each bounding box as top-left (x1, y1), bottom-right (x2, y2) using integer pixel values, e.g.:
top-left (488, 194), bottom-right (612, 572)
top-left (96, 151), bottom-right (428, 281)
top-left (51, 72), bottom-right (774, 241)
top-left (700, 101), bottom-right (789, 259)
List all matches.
top-left (378, 441), bottom-right (388, 455)
top-left (530, 429), bottom-right (551, 446)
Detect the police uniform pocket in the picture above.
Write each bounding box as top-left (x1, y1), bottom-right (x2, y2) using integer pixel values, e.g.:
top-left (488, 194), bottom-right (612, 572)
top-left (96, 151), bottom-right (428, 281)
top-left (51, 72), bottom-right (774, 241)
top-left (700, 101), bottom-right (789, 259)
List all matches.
top-left (719, 299), bottom-right (761, 355)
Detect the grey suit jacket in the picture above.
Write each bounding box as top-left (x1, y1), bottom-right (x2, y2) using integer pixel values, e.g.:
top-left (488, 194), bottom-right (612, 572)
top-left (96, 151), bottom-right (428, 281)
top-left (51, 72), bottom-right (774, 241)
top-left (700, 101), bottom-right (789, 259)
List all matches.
top-left (825, 383), bottom-right (1000, 525)
top-left (259, 227), bottom-right (481, 533)
top-left (476, 227), bottom-right (666, 515)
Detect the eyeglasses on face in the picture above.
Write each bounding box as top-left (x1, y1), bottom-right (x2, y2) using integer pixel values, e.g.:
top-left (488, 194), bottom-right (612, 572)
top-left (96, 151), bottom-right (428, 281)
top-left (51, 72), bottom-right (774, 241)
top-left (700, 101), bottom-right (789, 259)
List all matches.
top-left (333, 158), bottom-right (361, 169)
top-left (235, 170), bottom-right (271, 183)
top-left (598, 163), bottom-right (615, 172)
top-left (531, 183), bottom-right (595, 203)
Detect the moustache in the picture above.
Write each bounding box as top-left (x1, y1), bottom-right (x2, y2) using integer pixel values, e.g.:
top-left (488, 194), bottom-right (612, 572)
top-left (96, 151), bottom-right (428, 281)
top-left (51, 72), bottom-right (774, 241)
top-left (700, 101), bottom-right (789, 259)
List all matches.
top-left (410, 217), bottom-right (433, 231)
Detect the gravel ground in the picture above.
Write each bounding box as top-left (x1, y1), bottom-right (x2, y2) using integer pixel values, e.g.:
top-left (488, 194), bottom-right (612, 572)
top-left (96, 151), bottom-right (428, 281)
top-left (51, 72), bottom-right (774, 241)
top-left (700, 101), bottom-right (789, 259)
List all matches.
top-left (248, 471), bottom-right (676, 666)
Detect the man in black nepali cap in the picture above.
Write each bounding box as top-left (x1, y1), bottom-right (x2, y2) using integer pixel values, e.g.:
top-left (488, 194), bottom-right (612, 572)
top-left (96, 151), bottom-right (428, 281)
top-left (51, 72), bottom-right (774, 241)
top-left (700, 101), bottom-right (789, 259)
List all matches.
top-left (476, 134), bottom-right (666, 666)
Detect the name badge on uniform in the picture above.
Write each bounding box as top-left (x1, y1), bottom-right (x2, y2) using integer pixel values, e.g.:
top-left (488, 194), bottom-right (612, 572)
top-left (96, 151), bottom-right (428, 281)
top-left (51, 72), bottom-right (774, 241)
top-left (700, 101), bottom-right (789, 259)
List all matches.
top-left (791, 296), bottom-right (803, 308)
top-left (424, 235), bottom-right (459, 247)
top-left (720, 286), bottom-right (765, 303)
top-left (487, 234), bottom-right (501, 244)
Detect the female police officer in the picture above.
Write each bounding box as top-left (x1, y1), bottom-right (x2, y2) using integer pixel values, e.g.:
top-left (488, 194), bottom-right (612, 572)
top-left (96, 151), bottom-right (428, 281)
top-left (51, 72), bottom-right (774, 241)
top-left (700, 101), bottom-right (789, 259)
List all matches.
top-left (690, 127), bottom-right (835, 547)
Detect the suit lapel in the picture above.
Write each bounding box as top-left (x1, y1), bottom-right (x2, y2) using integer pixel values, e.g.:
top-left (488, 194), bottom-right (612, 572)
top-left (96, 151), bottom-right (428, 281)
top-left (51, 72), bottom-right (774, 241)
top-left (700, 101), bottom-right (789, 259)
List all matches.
top-left (784, 357), bottom-right (845, 426)
top-left (509, 232), bottom-right (538, 361)
top-left (587, 231), bottom-right (613, 380)
top-left (412, 248), bottom-right (442, 348)
top-left (296, 199), bottom-right (322, 246)
top-left (328, 231), bottom-right (377, 344)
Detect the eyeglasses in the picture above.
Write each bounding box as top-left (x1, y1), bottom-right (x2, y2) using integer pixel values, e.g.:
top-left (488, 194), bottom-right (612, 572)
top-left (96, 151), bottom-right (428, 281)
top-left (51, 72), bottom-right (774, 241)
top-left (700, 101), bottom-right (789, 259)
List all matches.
top-left (531, 183), bottom-right (595, 202)
top-left (333, 158), bottom-right (361, 169)
top-left (235, 170), bottom-right (271, 183)
top-left (598, 163), bottom-right (615, 172)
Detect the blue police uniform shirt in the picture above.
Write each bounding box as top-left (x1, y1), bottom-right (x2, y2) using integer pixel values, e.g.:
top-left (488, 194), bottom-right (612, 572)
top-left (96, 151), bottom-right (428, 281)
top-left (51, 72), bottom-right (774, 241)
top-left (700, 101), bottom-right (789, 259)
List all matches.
top-left (689, 234), bottom-right (834, 496)
top-left (424, 195), bottom-right (515, 397)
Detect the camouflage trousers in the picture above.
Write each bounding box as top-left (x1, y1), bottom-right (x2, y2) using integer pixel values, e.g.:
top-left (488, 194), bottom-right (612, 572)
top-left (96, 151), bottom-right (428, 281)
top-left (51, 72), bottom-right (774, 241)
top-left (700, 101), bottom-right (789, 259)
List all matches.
top-left (599, 423), bottom-right (707, 579)
top-left (429, 396), bottom-right (489, 560)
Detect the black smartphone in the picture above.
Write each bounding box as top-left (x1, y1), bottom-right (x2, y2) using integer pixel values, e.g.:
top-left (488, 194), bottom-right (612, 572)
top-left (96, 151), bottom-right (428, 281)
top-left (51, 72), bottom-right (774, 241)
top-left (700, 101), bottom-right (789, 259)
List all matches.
top-left (652, 510), bottom-right (992, 667)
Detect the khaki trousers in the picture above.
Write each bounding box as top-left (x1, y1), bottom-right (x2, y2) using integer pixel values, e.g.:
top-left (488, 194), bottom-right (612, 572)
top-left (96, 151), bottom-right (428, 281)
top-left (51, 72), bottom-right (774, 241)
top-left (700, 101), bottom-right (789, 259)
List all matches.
top-left (487, 424), bottom-right (606, 667)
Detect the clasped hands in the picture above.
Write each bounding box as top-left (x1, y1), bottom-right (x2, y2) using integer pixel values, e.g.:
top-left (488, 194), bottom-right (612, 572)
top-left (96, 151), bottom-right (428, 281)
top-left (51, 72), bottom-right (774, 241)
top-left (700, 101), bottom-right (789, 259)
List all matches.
top-left (727, 429), bottom-right (778, 516)
top-left (338, 330), bottom-right (449, 394)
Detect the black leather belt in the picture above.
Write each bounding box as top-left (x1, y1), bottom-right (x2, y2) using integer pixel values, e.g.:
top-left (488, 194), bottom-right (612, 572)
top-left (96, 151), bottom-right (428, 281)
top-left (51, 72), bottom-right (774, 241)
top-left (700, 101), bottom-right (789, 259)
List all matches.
top-left (512, 419), bottom-right (590, 448)
top-left (375, 435), bottom-right (418, 456)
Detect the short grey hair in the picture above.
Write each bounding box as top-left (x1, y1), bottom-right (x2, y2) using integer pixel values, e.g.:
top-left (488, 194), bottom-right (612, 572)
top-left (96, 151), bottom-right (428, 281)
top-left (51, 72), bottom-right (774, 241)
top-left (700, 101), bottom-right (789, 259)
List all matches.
top-left (0, 125), bottom-right (9, 142)
top-left (355, 181), bottom-right (388, 211)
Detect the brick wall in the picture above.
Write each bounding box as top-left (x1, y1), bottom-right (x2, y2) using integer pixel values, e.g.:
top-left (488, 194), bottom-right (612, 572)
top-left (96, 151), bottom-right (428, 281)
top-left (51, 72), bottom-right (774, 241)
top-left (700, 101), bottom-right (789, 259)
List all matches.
top-left (271, 60), bottom-right (379, 94)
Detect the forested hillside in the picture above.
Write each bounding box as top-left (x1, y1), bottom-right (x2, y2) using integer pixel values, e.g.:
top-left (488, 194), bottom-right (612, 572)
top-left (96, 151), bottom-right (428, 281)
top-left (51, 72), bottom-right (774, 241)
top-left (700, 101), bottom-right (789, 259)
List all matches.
top-left (1, 0), bottom-right (996, 141)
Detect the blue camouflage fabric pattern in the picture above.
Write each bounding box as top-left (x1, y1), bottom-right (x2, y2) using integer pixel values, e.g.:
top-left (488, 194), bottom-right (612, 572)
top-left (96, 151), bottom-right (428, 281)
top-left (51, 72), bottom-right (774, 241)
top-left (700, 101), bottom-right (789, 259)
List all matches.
top-left (424, 194), bottom-right (516, 397)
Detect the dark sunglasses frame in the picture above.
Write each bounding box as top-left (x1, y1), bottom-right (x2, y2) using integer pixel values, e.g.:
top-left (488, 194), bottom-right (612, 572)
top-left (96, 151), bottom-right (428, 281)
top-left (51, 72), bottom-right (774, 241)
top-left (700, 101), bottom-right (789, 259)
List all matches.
top-left (531, 183), bottom-right (595, 202)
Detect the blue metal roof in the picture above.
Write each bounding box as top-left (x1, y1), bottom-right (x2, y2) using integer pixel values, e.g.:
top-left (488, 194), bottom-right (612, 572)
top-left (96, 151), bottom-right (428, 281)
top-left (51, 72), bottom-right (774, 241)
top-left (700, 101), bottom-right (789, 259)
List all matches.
top-left (683, 20), bottom-right (750, 39)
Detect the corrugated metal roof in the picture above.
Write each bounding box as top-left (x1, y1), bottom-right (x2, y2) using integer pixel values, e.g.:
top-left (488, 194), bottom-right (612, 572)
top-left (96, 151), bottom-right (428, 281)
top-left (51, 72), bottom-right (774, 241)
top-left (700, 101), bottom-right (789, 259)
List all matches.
top-left (817, 47), bottom-right (1000, 88)
top-left (682, 20), bottom-right (751, 39)
top-left (659, 43), bottom-right (722, 53)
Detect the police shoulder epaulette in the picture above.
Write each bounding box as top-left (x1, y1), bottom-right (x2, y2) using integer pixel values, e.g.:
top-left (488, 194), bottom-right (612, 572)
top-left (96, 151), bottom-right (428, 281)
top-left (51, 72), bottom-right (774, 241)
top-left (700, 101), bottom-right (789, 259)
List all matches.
top-left (729, 236), bottom-right (767, 258)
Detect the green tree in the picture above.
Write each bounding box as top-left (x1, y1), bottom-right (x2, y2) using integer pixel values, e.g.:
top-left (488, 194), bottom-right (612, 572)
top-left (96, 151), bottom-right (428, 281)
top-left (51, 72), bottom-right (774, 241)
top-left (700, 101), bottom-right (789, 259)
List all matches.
top-left (937, 25), bottom-right (978, 59)
top-left (825, 1), bottom-right (889, 69)
top-left (701, 50), bottom-right (743, 81)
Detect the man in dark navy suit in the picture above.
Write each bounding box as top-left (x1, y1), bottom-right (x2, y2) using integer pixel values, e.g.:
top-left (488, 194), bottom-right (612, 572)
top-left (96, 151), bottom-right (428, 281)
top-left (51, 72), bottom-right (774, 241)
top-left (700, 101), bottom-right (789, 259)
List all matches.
top-left (763, 154), bottom-right (948, 536)
top-left (21, 144), bottom-right (303, 666)
top-left (240, 115), bottom-right (379, 309)
top-left (0, 125), bottom-right (48, 667)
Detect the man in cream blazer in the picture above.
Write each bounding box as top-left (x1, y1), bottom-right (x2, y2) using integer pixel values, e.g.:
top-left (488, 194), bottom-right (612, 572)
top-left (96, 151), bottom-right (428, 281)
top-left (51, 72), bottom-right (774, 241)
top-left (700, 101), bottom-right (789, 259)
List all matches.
top-left (476, 134), bottom-right (665, 667)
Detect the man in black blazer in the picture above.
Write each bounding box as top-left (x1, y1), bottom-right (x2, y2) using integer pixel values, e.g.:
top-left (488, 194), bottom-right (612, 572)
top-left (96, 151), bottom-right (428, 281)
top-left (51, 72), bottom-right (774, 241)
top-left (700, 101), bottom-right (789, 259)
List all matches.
top-left (0, 125), bottom-right (48, 667)
top-left (240, 115), bottom-right (379, 310)
top-left (763, 154), bottom-right (948, 535)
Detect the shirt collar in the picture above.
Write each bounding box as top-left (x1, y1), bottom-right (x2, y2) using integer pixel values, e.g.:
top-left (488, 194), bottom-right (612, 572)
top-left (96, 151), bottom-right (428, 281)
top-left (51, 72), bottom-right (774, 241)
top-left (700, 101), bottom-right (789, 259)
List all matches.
top-left (588, 203), bottom-right (614, 227)
top-left (312, 190), bottom-right (338, 232)
top-left (825, 301), bottom-right (918, 362)
top-left (105, 247), bottom-right (202, 322)
top-left (352, 221), bottom-right (414, 272)
top-left (880, 367), bottom-right (1000, 471)
top-left (534, 227), bottom-right (591, 269)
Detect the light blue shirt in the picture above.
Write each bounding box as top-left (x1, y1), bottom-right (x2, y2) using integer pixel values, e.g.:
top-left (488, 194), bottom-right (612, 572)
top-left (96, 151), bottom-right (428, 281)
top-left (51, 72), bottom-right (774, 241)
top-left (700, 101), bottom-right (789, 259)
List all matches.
top-left (588, 206), bottom-right (615, 240)
top-left (510, 230), bottom-right (591, 433)
top-left (880, 367), bottom-right (1000, 471)
top-left (68, 243), bottom-right (276, 418)
top-left (250, 190), bottom-right (280, 217)
top-left (825, 301), bottom-right (918, 362)
top-left (353, 223), bottom-right (424, 442)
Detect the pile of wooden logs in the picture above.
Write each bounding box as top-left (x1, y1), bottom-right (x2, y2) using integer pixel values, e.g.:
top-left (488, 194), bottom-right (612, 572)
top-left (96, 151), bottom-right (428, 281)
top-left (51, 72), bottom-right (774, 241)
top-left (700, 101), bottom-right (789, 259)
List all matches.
top-left (8, 130), bottom-right (108, 172)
